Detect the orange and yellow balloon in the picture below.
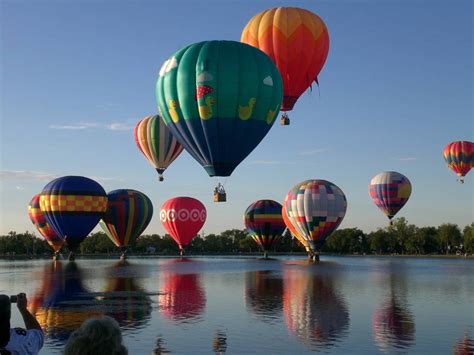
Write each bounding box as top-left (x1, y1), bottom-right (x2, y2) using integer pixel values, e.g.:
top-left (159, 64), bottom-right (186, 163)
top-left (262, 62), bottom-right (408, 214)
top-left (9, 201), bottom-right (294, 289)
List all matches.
top-left (443, 141), bottom-right (473, 183)
top-left (241, 7), bottom-right (329, 123)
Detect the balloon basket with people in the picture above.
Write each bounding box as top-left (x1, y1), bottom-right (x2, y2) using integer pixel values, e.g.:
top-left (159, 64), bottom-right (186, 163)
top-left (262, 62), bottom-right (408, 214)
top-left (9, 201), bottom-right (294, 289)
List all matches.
top-left (213, 183), bottom-right (227, 202)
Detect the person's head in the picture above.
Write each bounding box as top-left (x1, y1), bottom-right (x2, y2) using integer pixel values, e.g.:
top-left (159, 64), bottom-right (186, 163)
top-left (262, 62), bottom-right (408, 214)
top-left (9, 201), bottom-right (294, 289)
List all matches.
top-left (0, 295), bottom-right (11, 347)
top-left (64, 316), bottom-right (127, 355)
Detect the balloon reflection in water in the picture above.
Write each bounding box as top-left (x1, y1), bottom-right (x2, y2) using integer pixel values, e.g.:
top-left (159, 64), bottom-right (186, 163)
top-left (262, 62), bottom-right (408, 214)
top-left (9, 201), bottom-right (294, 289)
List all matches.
top-left (244, 270), bottom-right (283, 324)
top-left (212, 330), bottom-right (227, 354)
top-left (453, 332), bottom-right (474, 355)
top-left (152, 336), bottom-right (171, 354)
top-left (283, 264), bottom-right (349, 351)
top-left (29, 262), bottom-right (102, 344)
top-left (100, 260), bottom-right (152, 329)
top-left (372, 264), bottom-right (415, 352)
top-left (159, 259), bottom-right (206, 323)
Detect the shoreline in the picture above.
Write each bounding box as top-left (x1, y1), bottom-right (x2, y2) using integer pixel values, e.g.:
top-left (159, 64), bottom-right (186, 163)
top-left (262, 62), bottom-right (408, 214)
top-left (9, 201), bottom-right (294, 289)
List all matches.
top-left (0, 253), bottom-right (472, 260)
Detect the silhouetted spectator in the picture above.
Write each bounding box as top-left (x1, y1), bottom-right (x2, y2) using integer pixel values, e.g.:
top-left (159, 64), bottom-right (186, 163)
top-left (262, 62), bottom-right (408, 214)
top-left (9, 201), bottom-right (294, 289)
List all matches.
top-left (63, 316), bottom-right (127, 355)
top-left (0, 293), bottom-right (44, 355)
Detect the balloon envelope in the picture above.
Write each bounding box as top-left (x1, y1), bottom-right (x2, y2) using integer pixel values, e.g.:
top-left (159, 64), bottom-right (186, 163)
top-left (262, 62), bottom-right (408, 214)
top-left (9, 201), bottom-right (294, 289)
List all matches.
top-left (156, 40), bottom-right (283, 177)
top-left (368, 172), bottom-right (411, 220)
top-left (28, 194), bottom-right (65, 252)
top-left (99, 189), bottom-right (153, 249)
top-left (134, 115), bottom-right (184, 181)
top-left (160, 197), bottom-right (206, 249)
top-left (283, 180), bottom-right (347, 253)
top-left (244, 199), bottom-right (286, 252)
top-left (241, 7), bottom-right (329, 112)
top-left (443, 141), bottom-right (473, 181)
top-left (39, 176), bottom-right (108, 252)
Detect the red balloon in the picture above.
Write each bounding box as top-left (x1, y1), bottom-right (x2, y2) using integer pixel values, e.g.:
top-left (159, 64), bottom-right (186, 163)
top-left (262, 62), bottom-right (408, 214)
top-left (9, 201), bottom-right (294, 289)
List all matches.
top-left (160, 197), bottom-right (206, 251)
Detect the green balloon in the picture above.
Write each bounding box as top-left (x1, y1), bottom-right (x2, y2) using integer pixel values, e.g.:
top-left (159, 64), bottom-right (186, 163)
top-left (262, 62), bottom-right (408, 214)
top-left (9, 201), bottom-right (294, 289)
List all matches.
top-left (156, 40), bottom-right (283, 177)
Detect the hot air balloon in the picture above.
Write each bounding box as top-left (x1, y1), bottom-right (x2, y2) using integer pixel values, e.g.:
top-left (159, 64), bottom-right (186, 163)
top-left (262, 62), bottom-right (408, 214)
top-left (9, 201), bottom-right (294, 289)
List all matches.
top-left (39, 176), bottom-right (108, 260)
top-left (99, 189), bottom-right (153, 259)
top-left (134, 115), bottom-right (184, 182)
top-left (28, 194), bottom-right (65, 257)
top-left (282, 205), bottom-right (311, 254)
top-left (241, 7), bottom-right (329, 125)
top-left (368, 172), bottom-right (411, 224)
top-left (160, 197), bottom-right (206, 255)
top-left (283, 180), bottom-right (347, 261)
top-left (443, 141), bottom-right (473, 183)
top-left (156, 40), bottom-right (283, 200)
top-left (244, 200), bottom-right (286, 258)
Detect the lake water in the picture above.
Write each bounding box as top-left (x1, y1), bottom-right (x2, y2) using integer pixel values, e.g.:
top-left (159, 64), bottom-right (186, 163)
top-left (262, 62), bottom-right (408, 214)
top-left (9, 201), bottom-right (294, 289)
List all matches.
top-left (0, 256), bottom-right (473, 354)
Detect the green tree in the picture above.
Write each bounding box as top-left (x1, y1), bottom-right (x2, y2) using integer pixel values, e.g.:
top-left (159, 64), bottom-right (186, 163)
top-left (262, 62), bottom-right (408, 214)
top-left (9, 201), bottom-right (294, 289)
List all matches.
top-left (436, 223), bottom-right (462, 254)
top-left (387, 217), bottom-right (417, 254)
top-left (325, 228), bottom-right (367, 254)
top-left (368, 229), bottom-right (391, 254)
top-left (463, 223), bottom-right (474, 254)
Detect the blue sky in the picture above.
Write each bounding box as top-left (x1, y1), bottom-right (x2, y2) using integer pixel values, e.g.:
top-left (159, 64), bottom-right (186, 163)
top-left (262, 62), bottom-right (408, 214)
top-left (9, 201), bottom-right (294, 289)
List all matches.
top-left (1, 0), bottom-right (472, 237)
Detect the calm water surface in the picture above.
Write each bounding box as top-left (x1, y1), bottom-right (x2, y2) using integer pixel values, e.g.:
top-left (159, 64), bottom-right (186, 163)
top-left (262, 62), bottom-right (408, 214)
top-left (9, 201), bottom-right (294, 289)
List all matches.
top-left (0, 256), bottom-right (473, 354)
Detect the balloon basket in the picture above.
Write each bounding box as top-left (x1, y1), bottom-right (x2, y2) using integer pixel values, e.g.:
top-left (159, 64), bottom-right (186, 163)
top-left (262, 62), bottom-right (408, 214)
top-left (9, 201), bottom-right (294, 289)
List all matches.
top-left (214, 182), bottom-right (227, 202)
top-left (159, 175), bottom-right (164, 182)
top-left (280, 113), bottom-right (290, 125)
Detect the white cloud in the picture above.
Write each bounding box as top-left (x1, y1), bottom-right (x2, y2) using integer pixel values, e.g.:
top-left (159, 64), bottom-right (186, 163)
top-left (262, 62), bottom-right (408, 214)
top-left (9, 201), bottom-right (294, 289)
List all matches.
top-left (393, 157), bottom-right (418, 161)
top-left (0, 170), bottom-right (59, 182)
top-left (106, 123), bottom-right (134, 131)
top-left (49, 121), bottom-right (134, 131)
top-left (263, 76), bottom-right (273, 86)
top-left (299, 148), bottom-right (329, 156)
top-left (247, 160), bottom-right (282, 165)
top-left (0, 171), bottom-right (124, 185)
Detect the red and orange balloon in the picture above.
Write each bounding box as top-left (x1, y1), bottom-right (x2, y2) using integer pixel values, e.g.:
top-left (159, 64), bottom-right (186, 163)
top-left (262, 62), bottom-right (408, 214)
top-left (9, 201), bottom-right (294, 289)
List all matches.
top-left (242, 7), bottom-right (329, 123)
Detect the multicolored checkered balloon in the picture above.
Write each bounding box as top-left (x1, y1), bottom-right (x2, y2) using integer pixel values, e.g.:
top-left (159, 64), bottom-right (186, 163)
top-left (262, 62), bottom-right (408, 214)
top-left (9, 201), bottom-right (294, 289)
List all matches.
top-left (368, 171), bottom-right (411, 222)
top-left (283, 180), bottom-right (347, 253)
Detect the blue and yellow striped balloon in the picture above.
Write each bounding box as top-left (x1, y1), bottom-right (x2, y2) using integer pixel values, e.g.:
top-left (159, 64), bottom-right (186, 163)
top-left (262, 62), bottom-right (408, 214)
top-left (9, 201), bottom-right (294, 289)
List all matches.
top-left (99, 189), bottom-right (153, 249)
top-left (39, 176), bottom-right (108, 252)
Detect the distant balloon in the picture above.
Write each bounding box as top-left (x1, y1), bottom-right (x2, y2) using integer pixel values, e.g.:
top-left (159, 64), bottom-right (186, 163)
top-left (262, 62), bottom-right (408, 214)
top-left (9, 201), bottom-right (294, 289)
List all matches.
top-left (244, 200), bottom-right (286, 257)
top-left (160, 197), bottom-right (206, 254)
top-left (134, 115), bottom-right (184, 182)
top-left (283, 180), bottom-right (347, 260)
top-left (99, 189), bottom-right (153, 254)
top-left (368, 172), bottom-right (411, 223)
top-left (443, 141), bottom-right (473, 183)
top-left (39, 176), bottom-right (108, 253)
top-left (241, 7), bottom-right (329, 124)
top-left (156, 40), bottom-right (283, 178)
top-left (28, 194), bottom-right (65, 253)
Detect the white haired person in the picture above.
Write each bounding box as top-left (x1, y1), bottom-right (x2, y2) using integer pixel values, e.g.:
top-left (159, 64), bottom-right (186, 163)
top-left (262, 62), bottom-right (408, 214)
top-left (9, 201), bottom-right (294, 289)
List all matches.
top-left (64, 316), bottom-right (127, 355)
top-left (0, 293), bottom-right (44, 355)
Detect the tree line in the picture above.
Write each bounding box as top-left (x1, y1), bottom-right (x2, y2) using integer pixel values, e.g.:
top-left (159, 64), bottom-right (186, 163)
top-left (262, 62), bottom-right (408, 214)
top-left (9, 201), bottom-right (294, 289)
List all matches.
top-left (1, 218), bottom-right (473, 256)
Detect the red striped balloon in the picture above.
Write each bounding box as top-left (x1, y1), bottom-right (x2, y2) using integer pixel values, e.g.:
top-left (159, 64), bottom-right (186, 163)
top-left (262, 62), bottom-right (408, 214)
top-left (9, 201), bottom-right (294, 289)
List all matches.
top-left (28, 194), bottom-right (65, 252)
top-left (244, 199), bottom-right (285, 252)
top-left (443, 141), bottom-right (473, 183)
top-left (134, 115), bottom-right (184, 181)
